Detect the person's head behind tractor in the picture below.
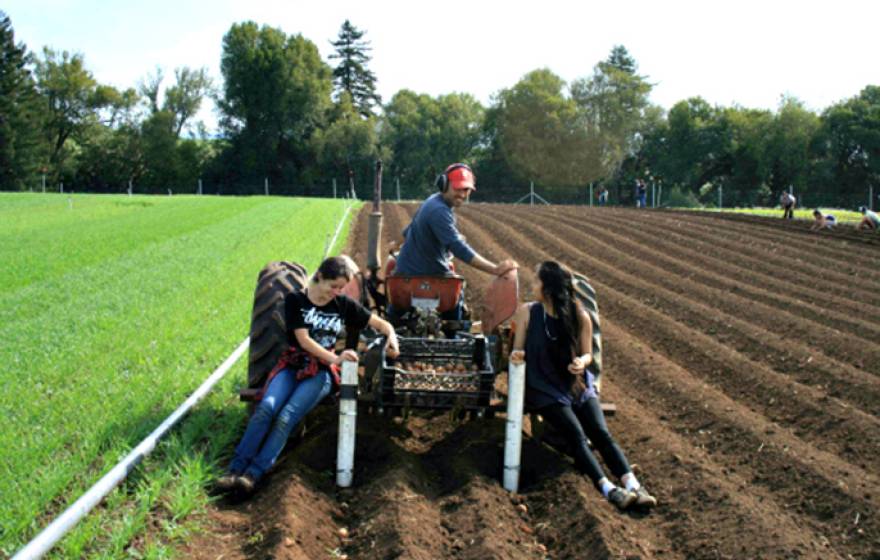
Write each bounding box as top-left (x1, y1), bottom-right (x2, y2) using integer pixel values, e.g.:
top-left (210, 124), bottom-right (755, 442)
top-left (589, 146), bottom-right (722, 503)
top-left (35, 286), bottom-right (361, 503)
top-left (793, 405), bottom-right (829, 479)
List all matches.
top-left (813, 208), bottom-right (822, 217)
top-left (859, 206), bottom-right (867, 214)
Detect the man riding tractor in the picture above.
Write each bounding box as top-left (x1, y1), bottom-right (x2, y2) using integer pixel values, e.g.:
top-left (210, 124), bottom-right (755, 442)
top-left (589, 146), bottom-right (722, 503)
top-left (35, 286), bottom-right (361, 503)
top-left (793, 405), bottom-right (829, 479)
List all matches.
top-left (387, 163), bottom-right (518, 328)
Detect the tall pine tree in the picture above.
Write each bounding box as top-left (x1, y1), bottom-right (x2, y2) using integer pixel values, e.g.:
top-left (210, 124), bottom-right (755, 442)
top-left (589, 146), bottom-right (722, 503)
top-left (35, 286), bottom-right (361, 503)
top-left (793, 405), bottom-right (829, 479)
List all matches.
top-left (329, 20), bottom-right (381, 117)
top-left (0, 11), bottom-right (46, 190)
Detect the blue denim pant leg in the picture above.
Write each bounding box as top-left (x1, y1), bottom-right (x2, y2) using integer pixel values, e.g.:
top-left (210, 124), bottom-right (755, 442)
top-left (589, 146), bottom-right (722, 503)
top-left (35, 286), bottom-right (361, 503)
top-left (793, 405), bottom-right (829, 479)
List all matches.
top-left (245, 371), bottom-right (332, 480)
top-left (228, 368), bottom-right (296, 474)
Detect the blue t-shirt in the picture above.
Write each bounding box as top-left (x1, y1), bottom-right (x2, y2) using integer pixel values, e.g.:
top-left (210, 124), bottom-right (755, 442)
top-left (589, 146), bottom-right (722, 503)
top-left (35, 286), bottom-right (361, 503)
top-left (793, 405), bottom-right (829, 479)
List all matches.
top-left (394, 193), bottom-right (476, 275)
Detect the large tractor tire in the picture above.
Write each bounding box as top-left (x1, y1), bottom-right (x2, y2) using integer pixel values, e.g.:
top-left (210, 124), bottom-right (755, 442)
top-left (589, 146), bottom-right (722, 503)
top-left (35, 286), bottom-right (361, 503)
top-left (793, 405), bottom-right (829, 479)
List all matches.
top-left (246, 261), bottom-right (309, 390)
top-left (571, 272), bottom-right (602, 382)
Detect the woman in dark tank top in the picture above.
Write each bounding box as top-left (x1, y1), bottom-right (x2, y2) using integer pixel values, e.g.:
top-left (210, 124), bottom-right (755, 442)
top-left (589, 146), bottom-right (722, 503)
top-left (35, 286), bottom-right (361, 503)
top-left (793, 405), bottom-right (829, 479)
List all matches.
top-left (510, 261), bottom-right (656, 511)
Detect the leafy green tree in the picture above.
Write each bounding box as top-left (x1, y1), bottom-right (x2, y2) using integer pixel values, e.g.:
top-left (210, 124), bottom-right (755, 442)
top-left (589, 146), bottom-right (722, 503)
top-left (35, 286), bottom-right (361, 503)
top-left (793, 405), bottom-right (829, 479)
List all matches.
top-left (33, 47), bottom-right (113, 178)
top-left (329, 20), bottom-right (380, 117)
top-left (138, 66), bottom-right (213, 136)
top-left (814, 85), bottom-right (880, 207)
top-left (217, 21), bottom-right (332, 189)
top-left (381, 90), bottom-right (484, 196)
top-left (493, 69), bottom-right (590, 187)
top-left (311, 92), bottom-right (386, 197)
top-left (0, 11), bottom-right (47, 190)
top-left (570, 45), bottom-right (653, 184)
top-left (74, 121), bottom-right (142, 191)
top-left (763, 96), bottom-right (819, 200)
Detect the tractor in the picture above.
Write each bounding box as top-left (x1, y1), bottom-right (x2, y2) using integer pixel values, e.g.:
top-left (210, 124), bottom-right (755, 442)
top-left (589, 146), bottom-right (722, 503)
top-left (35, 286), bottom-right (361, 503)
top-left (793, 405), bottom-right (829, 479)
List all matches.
top-left (238, 161), bottom-right (609, 491)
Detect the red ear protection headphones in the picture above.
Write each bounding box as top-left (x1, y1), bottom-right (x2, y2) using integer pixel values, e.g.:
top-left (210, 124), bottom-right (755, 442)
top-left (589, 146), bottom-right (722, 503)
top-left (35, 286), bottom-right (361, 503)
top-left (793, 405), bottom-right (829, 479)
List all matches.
top-left (435, 163), bottom-right (475, 192)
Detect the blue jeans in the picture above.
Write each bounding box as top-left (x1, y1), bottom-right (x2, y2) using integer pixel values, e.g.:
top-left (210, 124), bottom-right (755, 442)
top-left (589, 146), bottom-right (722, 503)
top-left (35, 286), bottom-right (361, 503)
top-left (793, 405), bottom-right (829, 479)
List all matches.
top-left (228, 368), bottom-right (332, 480)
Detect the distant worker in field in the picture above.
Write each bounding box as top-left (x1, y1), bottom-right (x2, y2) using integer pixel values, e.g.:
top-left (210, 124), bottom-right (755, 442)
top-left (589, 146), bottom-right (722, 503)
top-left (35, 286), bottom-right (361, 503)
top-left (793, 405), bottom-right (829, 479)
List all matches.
top-left (509, 261), bottom-right (657, 512)
top-left (216, 256), bottom-right (400, 496)
top-left (810, 209), bottom-right (837, 231)
top-left (392, 163), bottom-right (518, 317)
top-left (597, 186), bottom-right (609, 206)
top-left (780, 190), bottom-right (796, 219)
top-left (857, 206), bottom-right (880, 231)
top-left (635, 179), bottom-right (647, 208)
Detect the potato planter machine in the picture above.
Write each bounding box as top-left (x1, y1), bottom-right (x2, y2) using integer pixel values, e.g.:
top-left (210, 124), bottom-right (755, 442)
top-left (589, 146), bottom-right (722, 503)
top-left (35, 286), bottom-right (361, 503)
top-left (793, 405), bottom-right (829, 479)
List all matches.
top-left (240, 161), bottom-right (610, 492)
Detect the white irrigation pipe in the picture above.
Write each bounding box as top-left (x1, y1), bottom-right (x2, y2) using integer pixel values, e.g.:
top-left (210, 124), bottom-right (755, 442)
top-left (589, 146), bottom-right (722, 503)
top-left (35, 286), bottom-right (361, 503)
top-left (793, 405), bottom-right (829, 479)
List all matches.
top-left (16, 197), bottom-right (358, 559)
top-left (13, 339), bottom-right (250, 560)
top-left (503, 362), bottom-right (526, 493)
top-left (324, 198), bottom-right (356, 259)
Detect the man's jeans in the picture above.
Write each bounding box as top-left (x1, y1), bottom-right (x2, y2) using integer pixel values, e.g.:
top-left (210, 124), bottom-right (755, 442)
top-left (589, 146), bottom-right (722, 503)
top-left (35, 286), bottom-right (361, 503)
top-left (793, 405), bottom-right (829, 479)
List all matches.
top-left (229, 368), bottom-right (332, 480)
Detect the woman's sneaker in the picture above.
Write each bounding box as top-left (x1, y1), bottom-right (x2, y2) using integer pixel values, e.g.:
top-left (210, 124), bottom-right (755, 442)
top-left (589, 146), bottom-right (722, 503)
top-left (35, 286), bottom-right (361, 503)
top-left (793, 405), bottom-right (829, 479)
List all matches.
top-left (236, 473), bottom-right (257, 495)
top-left (607, 487), bottom-right (637, 511)
top-left (215, 472), bottom-right (240, 493)
top-left (632, 487), bottom-right (657, 508)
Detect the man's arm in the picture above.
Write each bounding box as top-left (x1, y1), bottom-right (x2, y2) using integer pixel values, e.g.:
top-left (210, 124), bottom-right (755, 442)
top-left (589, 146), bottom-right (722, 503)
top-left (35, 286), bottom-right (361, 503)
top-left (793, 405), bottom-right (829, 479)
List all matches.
top-left (469, 254), bottom-right (518, 276)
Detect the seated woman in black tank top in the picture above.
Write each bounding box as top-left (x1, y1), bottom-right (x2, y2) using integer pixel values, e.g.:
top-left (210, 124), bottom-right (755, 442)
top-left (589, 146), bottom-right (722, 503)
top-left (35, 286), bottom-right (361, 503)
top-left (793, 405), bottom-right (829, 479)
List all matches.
top-left (509, 261), bottom-right (656, 511)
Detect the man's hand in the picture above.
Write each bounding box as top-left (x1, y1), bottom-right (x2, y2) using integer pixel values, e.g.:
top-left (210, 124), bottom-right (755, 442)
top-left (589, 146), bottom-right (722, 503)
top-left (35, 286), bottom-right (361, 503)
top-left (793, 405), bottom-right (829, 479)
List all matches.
top-left (509, 350), bottom-right (525, 365)
top-left (493, 259), bottom-right (519, 276)
top-left (334, 349), bottom-right (359, 364)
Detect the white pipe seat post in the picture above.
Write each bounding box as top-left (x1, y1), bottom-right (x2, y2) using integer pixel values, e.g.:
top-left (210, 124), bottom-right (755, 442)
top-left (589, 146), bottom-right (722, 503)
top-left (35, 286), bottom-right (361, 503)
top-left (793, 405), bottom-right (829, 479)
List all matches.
top-left (503, 362), bottom-right (526, 493)
top-left (336, 360), bottom-right (359, 487)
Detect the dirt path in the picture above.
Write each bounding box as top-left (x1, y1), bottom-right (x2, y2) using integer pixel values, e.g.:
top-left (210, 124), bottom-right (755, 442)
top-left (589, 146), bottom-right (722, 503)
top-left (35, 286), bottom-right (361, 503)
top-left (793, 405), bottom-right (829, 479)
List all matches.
top-left (186, 203), bottom-right (880, 560)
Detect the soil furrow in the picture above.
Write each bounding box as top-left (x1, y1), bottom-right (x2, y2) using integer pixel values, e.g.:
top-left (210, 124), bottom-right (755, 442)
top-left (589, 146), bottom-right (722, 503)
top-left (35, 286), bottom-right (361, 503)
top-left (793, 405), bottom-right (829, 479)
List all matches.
top-left (601, 323), bottom-right (879, 559)
top-left (560, 206), bottom-right (880, 326)
top-left (666, 209), bottom-right (880, 249)
top-left (576, 207), bottom-right (880, 307)
top-left (458, 208), bottom-right (876, 557)
top-left (653, 209), bottom-right (880, 278)
top-left (520, 207), bottom-right (880, 411)
top-left (468, 206), bottom-right (880, 475)
top-left (490, 265), bottom-right (830, 559)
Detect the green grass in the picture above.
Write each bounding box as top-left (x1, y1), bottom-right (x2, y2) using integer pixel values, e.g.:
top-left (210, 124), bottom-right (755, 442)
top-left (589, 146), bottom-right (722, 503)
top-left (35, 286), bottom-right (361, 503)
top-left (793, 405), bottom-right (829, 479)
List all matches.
top-left (0, 192), bottom-right (359, 557)
top-left (685, 206), bottom-right (863, 224)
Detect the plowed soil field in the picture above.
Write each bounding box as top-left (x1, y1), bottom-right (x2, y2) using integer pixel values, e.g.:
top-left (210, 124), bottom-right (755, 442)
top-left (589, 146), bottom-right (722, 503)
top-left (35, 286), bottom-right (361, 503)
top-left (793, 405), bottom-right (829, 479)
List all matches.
top-left (188, 204), bottom-right (880, 560)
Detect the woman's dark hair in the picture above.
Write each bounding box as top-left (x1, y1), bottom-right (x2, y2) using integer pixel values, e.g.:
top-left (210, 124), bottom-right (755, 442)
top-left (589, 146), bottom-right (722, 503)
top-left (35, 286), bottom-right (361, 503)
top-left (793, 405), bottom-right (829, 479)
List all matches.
top-left (538, 261), bottom-right (581, 359)
top-left (315, 255), bottom-right (358, 282)
top-left (813, 209), bottom-right (821, 216)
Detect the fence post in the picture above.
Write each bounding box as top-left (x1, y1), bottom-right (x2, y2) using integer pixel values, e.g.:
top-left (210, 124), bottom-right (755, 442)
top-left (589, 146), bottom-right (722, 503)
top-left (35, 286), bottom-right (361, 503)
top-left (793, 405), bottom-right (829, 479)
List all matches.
top-left (870, 185), bottom-right (874, 211)
top-left (264, 178), bottom-right (269, 196)
top-left (42, 174), bottom-right (46, 193)
top-left (198, 179), bottom-right (202, 195)
top-left (333, 178), bottom-right (337, 199)
top-left (718, 185), bottom-right (722, 210)
top-left (589, 183), bottom-right (593, 207)
top-left (396, 177), bottom-right (400, 201)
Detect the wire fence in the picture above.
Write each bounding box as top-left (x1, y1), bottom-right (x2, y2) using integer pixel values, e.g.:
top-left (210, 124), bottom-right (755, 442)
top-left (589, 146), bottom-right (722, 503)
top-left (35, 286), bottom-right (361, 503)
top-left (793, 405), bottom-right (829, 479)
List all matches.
top-left (9, 174), bottom-right (879, 212)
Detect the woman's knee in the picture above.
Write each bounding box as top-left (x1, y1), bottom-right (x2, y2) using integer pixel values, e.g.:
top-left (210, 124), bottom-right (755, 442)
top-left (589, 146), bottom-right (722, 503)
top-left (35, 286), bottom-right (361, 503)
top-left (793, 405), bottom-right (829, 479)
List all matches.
top-left (589, 426), bottom-right (618, 450)
top-left (253, 401), bottom-right (277, 422)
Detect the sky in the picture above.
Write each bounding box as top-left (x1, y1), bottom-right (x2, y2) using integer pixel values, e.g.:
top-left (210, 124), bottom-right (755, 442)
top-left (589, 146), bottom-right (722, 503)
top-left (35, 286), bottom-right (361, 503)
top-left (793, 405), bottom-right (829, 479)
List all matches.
top-left (5, 0), bottom-right (879, 134)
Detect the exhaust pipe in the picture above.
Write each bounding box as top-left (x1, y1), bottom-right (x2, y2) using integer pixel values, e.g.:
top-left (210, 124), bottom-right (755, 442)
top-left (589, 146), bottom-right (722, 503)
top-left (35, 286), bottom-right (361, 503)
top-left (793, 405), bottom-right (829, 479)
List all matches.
top-left (367, 160), bottom-right (383, 272)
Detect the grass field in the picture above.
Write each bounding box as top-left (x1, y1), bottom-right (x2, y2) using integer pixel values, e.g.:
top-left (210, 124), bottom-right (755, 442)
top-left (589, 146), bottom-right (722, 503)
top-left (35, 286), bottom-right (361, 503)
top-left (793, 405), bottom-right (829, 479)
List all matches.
top-left (0, 192), bottom-right (357, 557)
top-left (690, 206), bottom-right (864, 223)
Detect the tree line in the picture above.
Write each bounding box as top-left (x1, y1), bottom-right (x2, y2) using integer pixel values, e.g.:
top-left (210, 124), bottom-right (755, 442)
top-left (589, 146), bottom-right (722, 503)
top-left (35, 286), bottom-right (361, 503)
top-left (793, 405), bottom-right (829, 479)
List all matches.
top-left (1, 12), bottom-right (877, 208)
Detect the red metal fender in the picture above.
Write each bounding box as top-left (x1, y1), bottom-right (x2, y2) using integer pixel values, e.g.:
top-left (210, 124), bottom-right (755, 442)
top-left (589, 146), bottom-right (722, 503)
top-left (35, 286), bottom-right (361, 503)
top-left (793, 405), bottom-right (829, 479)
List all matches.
top-left (481, 268), bottom-right (519, 334)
